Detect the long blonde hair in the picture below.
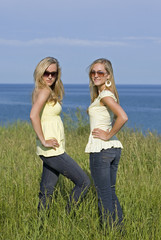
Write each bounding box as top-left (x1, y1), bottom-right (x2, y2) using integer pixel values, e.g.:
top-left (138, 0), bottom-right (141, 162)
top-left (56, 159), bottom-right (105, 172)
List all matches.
top-left (88, 58), bottom-right (120, 104)
top-left (32, 57), bottom-right (64, 104)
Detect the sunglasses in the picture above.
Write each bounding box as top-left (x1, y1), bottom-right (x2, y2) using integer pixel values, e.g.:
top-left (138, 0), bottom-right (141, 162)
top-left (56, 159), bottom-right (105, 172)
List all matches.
top-left (43, 71), bottom-right (58, 78)
top-left (90, 70), bottom-right (107, 78)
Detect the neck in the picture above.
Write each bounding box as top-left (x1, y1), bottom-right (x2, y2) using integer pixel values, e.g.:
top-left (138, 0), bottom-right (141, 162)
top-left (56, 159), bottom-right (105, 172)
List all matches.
top-left (98, 84), bottom-right (106, 93)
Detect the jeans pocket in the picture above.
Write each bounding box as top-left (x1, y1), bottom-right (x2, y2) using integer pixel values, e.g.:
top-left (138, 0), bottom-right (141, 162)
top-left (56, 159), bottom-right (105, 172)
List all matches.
top-left (101, 149), bottom-right (116, 163)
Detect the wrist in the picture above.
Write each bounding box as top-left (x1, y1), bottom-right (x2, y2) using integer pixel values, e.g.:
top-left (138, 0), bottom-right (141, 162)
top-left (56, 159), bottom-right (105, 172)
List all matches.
top-left (105, 132), bottom-right (111, 141)
top-left (41, 139), bottom-right (46, 146)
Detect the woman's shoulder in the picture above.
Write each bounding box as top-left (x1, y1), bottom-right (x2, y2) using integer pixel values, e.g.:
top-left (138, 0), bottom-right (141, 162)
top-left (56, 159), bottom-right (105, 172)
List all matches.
top-left (37, 87), bottom-right (50, 95)
top-left (99, 89), bottom-right (116, 101)
top-left (33, 87), bottom-right (51, 104)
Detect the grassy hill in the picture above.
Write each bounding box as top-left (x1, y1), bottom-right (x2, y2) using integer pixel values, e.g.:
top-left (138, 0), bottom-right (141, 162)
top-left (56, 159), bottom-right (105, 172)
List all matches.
top-left (0, 119), bottom-right (161, 240)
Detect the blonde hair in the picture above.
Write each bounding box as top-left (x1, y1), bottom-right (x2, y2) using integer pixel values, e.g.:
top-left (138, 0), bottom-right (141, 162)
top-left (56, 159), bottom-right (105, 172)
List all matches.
top-left (88, 58), bottom-right (120, 104)
top-left (32, 57), bottom-right (64, 104)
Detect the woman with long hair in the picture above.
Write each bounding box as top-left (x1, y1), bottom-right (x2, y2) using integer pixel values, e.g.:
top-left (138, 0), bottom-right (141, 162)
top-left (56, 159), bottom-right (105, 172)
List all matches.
top-left (85, 58), bottom-right (128, 228)
top-left (30, 57), bottom-right (90, 213)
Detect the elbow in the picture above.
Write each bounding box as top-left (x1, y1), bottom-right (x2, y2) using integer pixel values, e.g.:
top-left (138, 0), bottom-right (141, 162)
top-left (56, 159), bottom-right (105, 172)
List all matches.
top-left (30, 112), bottom-right (35, 122)
top-left (30, 115), bottom-right (33, 123)
top-left (123, 114), bottom-right (128, 124)
top-left (30, 111), bottom-right (40, 124)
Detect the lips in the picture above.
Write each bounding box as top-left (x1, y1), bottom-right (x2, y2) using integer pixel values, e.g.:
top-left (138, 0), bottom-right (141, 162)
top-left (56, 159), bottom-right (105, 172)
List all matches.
top-left (46, 80), bottom-right (53, 85)
top-left (94, 79), bottom-right (101, 84)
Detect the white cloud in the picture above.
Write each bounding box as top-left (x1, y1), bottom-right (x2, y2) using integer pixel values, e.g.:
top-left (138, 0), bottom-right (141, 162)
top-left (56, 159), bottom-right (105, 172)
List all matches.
top-left (123, 36), bottom-right (161, 43)
top-left (0, 36), bottom-right (161, 47)
top-left (0, 37), bottom-right (126, 47)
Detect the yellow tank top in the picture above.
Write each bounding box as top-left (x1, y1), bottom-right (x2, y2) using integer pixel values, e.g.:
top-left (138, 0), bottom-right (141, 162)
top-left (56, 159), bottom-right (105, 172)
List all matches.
top-left (36, 101), bottom-right (65, 157)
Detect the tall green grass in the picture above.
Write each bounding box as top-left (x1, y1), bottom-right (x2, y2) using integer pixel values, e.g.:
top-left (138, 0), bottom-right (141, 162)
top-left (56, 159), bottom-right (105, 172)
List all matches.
top-left (0, 115), bottom-right (161, 240)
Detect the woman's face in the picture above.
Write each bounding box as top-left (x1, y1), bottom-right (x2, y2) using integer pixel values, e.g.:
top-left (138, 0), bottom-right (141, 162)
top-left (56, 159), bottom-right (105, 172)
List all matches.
top-left (90, 63), bottom-right (109, 90)
top-left (42, 63), bottom-right (58, 87)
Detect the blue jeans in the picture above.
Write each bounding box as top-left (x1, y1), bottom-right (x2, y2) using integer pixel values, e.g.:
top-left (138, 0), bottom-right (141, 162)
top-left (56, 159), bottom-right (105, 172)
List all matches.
top-left (38, 152), bottom-right (90, 211)
top-left (90, 148), bottom-right (123, 226)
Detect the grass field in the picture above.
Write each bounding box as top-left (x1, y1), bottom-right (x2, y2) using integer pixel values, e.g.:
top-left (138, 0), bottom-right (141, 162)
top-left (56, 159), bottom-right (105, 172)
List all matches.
top-left (0, 115), bottom-right (161, 240)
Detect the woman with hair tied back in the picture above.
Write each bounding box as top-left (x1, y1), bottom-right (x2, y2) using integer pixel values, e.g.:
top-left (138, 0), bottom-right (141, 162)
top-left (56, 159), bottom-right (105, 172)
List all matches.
top-left (85, 58), bottom-right (128, 228)
top-left (30, 57), bottom-right (90, 213)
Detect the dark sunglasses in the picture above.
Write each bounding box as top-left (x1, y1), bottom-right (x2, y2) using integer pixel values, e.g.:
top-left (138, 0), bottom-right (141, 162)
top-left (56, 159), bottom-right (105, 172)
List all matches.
top-left (90, 70), bottom-right (107, 78)
top-left (43, 71), bottom-right (58, 78)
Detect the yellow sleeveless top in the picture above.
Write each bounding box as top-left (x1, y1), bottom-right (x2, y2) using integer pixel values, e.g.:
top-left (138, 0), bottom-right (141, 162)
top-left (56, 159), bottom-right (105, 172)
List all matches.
top-left (85, 90), bottom-right (123, 153)
top-left (36, 101), bottom-right (65, 157)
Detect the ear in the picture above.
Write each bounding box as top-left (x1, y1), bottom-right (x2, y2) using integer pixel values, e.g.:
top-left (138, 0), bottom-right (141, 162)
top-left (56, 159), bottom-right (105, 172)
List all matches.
top-left (106, 73), bottom-right (110, 80)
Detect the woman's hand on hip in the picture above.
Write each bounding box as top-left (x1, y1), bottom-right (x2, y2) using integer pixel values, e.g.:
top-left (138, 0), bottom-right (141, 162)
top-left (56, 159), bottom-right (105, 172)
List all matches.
top-left (43, 138), bottom-right (59, 150)
top-left (92, 128), bottom-right (110, 141)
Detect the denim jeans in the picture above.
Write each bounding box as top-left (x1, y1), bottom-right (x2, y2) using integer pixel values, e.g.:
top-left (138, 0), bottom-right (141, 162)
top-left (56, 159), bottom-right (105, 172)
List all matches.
top-left (38, 152), bottom-right (90, 211)
top-left (90, 148), bottom-right (123, 226)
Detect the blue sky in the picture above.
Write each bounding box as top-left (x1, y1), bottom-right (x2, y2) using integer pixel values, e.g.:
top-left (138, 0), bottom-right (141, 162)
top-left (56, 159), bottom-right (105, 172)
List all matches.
top-left (0, 0), bottom-right (161, 84)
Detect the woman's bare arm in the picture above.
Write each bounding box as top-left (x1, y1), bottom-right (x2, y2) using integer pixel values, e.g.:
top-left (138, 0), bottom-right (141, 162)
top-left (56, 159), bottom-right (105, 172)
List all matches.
top-left (30, 88), bottom-right (59, 149)
top-left (92, 96), bottom-right (128, 141)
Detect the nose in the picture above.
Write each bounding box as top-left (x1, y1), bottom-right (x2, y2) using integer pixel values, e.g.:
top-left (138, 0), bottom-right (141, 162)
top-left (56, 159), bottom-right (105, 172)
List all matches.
top-left (48, 74), bottom-right (52, 78)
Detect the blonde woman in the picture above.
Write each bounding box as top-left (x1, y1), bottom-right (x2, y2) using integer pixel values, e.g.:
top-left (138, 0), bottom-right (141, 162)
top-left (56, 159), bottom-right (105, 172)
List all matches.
top-left (30, 57), bottom-right (90, 212)
top-left (85, 58), bottom-right (128, 227)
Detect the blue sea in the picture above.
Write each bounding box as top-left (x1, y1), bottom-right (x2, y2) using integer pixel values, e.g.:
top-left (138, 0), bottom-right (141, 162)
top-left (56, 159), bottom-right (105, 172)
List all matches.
top-left (0, 84), bottom-right (161, 134)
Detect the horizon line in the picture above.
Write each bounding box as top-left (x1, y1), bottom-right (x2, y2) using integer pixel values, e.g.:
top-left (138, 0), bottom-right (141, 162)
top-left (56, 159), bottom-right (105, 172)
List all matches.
top-left (0, 83), bottom-right (161, 86)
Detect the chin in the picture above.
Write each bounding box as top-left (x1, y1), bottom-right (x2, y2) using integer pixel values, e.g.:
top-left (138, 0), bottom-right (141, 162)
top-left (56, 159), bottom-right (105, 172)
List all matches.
top-left (46, 82), bottom-right (54, 86)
